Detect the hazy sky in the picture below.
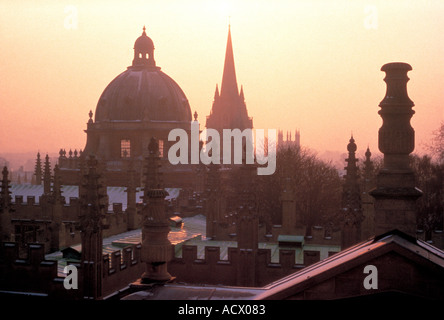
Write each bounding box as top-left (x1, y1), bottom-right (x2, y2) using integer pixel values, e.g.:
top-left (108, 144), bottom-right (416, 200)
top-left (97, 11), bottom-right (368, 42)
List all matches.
top-left (1, 0), bottom-right (443, 159)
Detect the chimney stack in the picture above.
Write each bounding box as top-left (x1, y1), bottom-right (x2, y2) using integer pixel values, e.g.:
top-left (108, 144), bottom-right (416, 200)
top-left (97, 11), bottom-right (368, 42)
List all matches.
top-left (370, 62), bottom-right (422, 237)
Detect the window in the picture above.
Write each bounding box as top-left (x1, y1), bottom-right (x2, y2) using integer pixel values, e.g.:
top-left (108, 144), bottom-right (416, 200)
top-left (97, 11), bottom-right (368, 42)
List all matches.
top-left (121, 139), bottom-right (131, 158)
top-left (158, 139), bottom-right (164, 158)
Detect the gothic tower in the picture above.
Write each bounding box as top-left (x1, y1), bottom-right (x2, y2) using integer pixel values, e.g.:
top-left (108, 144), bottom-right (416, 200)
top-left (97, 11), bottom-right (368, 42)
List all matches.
top-left (277, 130), bottom-right (301, 150)
top-left (370, 62), bottom-right (422, 237)
top-left (341, 136), bottom-right (363, 249)
top-left (206, 25), bottom-right (253, 163)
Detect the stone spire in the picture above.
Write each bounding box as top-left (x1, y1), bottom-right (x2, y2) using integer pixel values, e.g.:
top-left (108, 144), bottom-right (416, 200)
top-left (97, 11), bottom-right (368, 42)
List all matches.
top-left (361, 146), bottom-right (376, 239)
top-left (343, 135), bottom-right (359, 187)
top-left (214, 84), bottom-right (220, 101)
top-left (140, 137), bottom-right (172, 283)
top-left (34, 152), bottom-right (42, 185)
top-left (370, 62), bottom-right (422, 237)
top-left (341, 135), bottom-right (363, 249)
top-left (79, 155), bottom-right (106, 299)
top-left (363, 146), bottom-right (374, 178)
top-left (220, 25), bottom-right (239, 99)
top-left (43, 154), bottom-right (51, 195)
top-left (206, 25), bottom-right (253, 135)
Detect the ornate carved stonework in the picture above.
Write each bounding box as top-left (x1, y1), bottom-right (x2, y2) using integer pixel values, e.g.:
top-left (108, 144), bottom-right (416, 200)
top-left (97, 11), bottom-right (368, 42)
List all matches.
top-left (370, 63), bottom-right (422, 237)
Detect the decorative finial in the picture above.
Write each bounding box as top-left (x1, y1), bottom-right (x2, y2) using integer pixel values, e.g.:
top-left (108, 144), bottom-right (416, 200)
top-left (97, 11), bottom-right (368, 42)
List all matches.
top-left (194, 111), bottom-right (198, 121)
top-left (148, 137), bottom-right (159, 155)
top-left (89, 110), bottom-right (93, 120)
top-left (365, 145), bottom-right (372, 158)
top-left (142, 25), bottom-right (146, 35)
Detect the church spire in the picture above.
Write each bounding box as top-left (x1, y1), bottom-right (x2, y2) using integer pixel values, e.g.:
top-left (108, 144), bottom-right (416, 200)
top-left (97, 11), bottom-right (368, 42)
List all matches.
top-left (214, 84), bottom-right (219, 101)
top-left (220, 25), bottom-right (239, 99)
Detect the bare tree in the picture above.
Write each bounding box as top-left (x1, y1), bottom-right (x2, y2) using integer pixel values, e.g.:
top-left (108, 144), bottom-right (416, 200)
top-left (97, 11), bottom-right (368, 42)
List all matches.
top-left (410, 154), bottom-right (444, 239)
top-left (256, 145), bottom-right (342, 233)
top-left (427, 122), bottom-right (444, 163)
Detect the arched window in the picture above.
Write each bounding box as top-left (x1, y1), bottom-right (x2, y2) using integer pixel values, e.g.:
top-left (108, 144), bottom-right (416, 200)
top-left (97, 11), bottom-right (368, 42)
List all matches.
top-left (121, 139), bottom-right (131, 158)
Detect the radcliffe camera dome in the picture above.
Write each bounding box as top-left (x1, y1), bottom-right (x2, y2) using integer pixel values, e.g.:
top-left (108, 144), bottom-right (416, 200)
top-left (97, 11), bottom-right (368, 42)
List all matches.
top-left (134, 26), bottom-right (154, 53)
top-left (94, 27), bottom-right (192, 123)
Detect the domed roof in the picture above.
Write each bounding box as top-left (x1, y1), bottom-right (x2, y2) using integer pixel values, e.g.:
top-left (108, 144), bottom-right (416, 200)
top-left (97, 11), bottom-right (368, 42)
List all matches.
top-left (134, 26), bottom-right (154, 52)
top-left (347, 136), bottom-right (357, 153)
top-left (95, 68), bottom-right (191, 122)
top-left (94, 28), bottom-right (192, 123)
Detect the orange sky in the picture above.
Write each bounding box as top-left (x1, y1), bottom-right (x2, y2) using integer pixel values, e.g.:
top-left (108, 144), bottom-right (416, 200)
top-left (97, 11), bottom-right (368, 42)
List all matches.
top-left (1, 0), bottom-right (443, 162)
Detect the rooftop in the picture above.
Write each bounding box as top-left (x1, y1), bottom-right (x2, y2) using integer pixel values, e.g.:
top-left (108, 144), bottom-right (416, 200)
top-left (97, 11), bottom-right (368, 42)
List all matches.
top-left (122, 229), bottom-right (444, 300)
top-left (10, 183), bottom-right (181, 210)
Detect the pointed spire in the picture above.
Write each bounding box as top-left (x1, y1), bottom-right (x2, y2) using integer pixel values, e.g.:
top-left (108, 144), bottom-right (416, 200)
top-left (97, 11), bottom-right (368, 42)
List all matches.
top-left (365, 145), bottom-right (371, 159)
top-left (34, 152), bottom-right (42, 185)
top-left (239, 85), bottom-right (244, 101)
top-left (43, 154), bottom-right (51, 195)
top-left (214, 84), bottom-right (220, 100)
top-left (220, 25), bottom-right (239, 98)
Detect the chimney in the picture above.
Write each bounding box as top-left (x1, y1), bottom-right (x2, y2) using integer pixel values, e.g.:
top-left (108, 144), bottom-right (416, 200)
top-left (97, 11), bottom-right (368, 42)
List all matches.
top-left (370, 62), bottom-right (422, 237)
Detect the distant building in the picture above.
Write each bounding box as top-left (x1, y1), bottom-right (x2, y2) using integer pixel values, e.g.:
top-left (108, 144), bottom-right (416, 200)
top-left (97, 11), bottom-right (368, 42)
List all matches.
top-left (277, 129), bottom-right (300, 150)
top-left (206, 25), bottom-right (253, 135)
top-left (205, 25), bottom-right (253, 164)
top-left (57, 27), bottom-right (200, 190)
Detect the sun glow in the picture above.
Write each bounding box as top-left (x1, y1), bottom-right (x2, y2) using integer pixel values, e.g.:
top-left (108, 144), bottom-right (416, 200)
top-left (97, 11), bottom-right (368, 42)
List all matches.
top-left (1, 0), bottom-right (443, 168)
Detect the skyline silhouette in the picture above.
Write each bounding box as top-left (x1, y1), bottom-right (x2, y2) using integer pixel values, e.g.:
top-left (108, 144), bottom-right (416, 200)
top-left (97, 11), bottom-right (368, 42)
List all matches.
top-left (1, 1), bottom-right (443, 159)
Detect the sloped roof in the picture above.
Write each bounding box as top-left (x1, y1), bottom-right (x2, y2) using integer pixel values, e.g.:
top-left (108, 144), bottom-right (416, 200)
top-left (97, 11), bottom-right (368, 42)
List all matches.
top-left (122, 229), bottom-right (444, 300)
top-left (255, 229), bottom-right (444, 300)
